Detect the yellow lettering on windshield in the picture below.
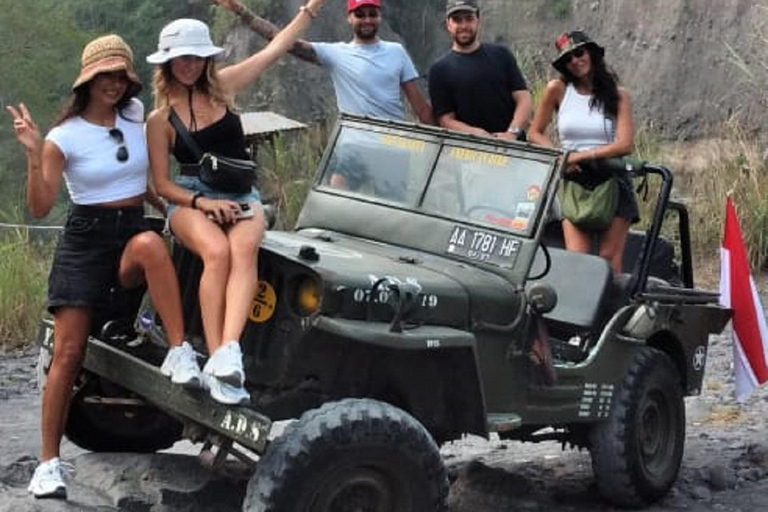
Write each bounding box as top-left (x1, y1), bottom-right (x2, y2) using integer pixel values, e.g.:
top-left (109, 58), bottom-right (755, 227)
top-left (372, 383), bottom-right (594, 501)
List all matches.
top-left (450, 148), bottom-right (510, 167)
top-left (380, 134), bottom-right (425, 152)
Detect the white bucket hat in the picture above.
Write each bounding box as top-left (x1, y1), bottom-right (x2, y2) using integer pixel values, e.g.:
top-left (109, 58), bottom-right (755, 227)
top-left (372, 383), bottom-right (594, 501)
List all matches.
top-left (146, 19), bottom-right (223, 64)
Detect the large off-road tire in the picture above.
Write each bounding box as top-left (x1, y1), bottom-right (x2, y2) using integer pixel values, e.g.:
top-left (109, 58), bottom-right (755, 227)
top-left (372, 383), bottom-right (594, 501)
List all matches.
top-left (244, 398), bottom-right (449, 512)
top-left (64, 373), bottom-right (182, 453)
top-left (589, 347), bottom-right (685, 508)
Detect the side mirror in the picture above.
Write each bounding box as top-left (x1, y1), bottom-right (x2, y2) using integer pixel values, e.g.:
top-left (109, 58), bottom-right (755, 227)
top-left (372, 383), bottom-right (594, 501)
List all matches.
top-left (527, 282), bottom-right (557, 315)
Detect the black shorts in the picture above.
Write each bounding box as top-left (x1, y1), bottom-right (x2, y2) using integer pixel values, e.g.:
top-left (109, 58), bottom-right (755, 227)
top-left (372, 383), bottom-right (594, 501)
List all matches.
top-left (616, 175), bottom-right (640, 224)
top-left (47, 204), bottom-right (152, 314)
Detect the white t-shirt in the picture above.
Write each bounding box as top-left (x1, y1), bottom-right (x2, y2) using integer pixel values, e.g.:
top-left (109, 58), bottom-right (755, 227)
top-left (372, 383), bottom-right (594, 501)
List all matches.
top-left (46, 98), bottom-right (148, 205)
top-left (311, 41), bottom-right (419, 120)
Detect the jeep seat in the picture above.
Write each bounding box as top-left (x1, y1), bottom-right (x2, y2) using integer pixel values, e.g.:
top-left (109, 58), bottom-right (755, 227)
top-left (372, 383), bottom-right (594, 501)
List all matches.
top-left (527, 248), bottom-right (612, 332)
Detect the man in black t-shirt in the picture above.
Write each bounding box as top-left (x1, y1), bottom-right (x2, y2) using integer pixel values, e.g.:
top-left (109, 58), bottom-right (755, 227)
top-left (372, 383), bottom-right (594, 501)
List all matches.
top-left (428, 0), bottom-right (532, 140)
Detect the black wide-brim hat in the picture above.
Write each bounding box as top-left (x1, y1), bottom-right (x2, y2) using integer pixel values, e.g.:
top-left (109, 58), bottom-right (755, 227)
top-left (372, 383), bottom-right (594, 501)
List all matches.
top-left (551, 31), bottom-right (605, 75)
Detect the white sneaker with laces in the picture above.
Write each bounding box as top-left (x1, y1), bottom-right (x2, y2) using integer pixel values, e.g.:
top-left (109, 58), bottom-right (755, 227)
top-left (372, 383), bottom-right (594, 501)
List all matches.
top-left (161, 342), bottom-right (203, 388)
top-left (203, 341), bottom-right (245, 386)
top-left (202, 372), bottom-right (250, 406)
top-left (28, 457), bottom-right (73, 499)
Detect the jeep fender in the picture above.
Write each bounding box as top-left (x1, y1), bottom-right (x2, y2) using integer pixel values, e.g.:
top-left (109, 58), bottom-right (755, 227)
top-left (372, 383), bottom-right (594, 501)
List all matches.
top-left (311, 316), bottom-right (487, 442)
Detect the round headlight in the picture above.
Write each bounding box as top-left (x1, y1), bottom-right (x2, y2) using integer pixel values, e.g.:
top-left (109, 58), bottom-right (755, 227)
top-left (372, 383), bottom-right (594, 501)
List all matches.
top-left (296, 276), bottom-right (322, 316)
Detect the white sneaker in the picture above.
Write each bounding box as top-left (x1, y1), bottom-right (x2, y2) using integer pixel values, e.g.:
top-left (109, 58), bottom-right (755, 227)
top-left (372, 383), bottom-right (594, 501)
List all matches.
top-left (28, 458), bottom-right (73, 499)
top-left (202, 373), bottom-right (250, 406)
top-left (203, 341), bottom-right (245, 386)
top-left (161, 342), bottom-right (203, 388)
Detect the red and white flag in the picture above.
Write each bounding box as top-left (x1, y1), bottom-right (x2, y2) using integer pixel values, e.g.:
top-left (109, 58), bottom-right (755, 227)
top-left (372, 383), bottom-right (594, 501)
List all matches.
top-left (720, 197), bottom-right (768, 403)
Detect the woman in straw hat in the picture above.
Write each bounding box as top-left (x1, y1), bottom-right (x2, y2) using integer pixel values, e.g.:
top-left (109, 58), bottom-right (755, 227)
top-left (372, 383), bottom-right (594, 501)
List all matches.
top-left (7, 35), bottom-right (200, 499)
top-left (145, 0), bottom-right (330, 406)
top-left (528, 31), bottom-right (638, 274)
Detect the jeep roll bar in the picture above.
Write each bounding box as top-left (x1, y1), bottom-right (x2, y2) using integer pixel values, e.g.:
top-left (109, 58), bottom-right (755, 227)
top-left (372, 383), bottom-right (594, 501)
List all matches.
top-left (627, 164), bottom-right (675, 296)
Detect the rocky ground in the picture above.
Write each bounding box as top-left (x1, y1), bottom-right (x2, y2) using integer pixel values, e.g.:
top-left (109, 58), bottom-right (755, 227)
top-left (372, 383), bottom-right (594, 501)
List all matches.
top-left (2, 326), bottom-right (768, 511)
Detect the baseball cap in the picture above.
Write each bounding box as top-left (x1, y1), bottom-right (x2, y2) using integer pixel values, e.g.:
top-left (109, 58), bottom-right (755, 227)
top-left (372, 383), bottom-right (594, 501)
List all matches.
top-left (446, 0), bottom-right (479, 17)
top-left (347, 0), bottom-right (381, 13)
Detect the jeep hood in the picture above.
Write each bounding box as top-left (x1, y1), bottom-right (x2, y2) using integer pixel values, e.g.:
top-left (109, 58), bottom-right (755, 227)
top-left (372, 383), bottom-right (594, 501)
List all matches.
top-left (263, 230), bottom-right (521, 329)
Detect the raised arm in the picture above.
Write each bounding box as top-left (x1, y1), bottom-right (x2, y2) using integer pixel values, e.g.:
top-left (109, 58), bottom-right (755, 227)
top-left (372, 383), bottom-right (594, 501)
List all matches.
top-left (6, 104), bottom-right (64, 218)
top-left (211, 0), bottom-right (319, 65)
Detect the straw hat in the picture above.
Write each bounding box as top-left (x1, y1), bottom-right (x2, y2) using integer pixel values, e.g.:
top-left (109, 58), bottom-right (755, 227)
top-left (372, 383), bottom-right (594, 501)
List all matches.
top-left (72, 34), bottom-right (142, 95)
top-left (146, 19), bottom-right (223, 64)
top-left (551, 31), bottom-right (605, 75)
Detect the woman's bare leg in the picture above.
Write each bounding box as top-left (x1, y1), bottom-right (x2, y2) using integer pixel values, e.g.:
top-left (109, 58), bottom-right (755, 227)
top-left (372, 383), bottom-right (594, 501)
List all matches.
top-left (118, 231), bottom-right (185, 346)
top-left (170, 209), bottom-right (231, 354)
top-left (599, 217), bottom-right (631, 274)
top-left (222, 207), bottom-right (264, 342)
top-left (562, 218), bottom-right (593, 254)
top-left (41, 307), bottom-right (91, 461)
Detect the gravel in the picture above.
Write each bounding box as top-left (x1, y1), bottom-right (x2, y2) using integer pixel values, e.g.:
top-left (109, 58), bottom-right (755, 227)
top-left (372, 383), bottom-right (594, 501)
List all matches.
top-left (2, 324), bottom-right (768, 511)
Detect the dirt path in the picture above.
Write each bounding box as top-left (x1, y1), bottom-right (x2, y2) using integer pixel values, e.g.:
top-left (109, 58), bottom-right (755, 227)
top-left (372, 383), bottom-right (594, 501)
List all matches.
top-left (2, 332), bottom-right (768, 511)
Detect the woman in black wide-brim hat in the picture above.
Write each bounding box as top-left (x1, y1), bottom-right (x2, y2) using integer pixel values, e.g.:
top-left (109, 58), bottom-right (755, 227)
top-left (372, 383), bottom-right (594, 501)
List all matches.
top-left (529, 31), bottom-right (638, 274)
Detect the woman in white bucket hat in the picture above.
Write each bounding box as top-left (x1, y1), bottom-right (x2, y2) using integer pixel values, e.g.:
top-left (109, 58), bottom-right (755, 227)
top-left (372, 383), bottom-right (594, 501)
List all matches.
top-left (145, 1), bottom-right (329, 405)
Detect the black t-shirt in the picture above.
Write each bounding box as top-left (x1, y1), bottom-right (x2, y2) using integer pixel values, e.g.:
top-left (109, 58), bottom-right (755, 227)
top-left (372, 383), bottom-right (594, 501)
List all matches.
top-left (428, 44), bottom-right (528, 133)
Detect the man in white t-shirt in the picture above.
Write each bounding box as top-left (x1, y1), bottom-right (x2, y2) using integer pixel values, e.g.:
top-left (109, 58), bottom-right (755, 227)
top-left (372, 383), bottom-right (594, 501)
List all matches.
top-left (214, 0), bottom-right (434, 124)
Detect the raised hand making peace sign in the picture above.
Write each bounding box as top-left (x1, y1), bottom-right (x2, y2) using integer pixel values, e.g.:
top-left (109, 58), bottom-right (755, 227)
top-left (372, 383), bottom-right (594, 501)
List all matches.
top-left (6, 103), bottom-right (42, 154)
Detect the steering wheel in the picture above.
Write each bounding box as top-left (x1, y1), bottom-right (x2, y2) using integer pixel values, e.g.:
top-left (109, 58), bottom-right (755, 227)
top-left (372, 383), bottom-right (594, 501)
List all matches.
top-left (527, 243), bottom-right (552, 281)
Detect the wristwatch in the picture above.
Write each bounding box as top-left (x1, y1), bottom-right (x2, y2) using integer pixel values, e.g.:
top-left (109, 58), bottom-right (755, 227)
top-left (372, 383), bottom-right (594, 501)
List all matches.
top-left (507, 125), bottom-right (522, 138)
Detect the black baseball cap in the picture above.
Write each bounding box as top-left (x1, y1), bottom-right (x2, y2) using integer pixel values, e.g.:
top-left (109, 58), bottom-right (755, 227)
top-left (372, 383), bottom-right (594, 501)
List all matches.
top-left (446, 0), bottom-right (479, 17)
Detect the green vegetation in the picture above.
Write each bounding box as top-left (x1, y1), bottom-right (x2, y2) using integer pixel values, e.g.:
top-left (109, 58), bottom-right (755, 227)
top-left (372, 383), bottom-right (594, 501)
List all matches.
top-left (256, 124), bottom-right (330, 229)
top-left (0, 230), bottom-right (52, 351)
top-left (553, 0), bottom-right (572, 20)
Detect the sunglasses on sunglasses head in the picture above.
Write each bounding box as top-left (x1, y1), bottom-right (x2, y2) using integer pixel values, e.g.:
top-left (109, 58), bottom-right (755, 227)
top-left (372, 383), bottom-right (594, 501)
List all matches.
top-left (565, 47), bottom-right (587, 63)
top-left (109, 128), bottom-right (129, 163)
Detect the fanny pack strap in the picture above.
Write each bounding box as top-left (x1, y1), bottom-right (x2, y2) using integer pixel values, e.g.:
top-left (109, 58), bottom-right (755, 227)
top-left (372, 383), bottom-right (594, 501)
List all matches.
top-left (169, 107), bottom-right (203, 162)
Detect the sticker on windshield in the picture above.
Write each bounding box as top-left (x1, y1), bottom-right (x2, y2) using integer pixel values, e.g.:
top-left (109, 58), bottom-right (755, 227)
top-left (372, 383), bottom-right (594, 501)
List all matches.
top-left (379, 134), bottom-right (426, 152)
top-left (449, 147), bottom-right (510, 167)
top-left (526, 185), bottom-right (541, 201)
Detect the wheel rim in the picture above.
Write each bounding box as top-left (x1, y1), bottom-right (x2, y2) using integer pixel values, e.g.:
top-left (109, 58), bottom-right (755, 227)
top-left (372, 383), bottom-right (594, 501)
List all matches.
top-left (638, 388), bottom-right (677, 479)
top-left (309, 464), bottom-right (405, 512)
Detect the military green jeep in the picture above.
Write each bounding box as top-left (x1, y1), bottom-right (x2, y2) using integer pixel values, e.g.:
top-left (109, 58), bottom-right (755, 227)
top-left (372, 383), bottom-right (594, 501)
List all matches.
top-left (38, 114), bottom-right (730, 511)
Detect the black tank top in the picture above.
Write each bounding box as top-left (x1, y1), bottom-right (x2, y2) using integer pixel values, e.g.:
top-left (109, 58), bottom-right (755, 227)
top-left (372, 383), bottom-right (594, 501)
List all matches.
top-left (172, 109), bottom-right (250, 164)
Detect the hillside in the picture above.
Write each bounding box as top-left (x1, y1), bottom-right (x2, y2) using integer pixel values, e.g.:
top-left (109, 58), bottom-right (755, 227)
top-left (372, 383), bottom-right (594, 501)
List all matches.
top-left (222, 0), bottom-right (767, 140)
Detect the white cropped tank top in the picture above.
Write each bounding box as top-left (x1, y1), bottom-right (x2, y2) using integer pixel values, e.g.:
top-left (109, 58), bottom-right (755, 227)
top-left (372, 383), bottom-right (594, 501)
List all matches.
top-left (557, 83), bottom-right (615, 152)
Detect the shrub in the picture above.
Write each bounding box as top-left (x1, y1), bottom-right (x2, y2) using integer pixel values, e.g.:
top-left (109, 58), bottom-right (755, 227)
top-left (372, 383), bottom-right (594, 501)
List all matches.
top-left (0, 229), bottom-right (53, 352)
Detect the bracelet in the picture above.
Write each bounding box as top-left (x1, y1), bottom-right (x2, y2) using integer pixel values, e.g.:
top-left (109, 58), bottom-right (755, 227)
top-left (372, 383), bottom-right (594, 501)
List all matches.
top-left (299, 4), bottom-right (318, 19)
top-left (191, 191), bottom-right (203, 209)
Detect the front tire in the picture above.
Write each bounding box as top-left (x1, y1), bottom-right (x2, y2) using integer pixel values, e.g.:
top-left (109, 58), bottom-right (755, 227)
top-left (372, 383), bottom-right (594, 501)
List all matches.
top-left (245, 398), bottom-right (448, 512)
top-left (589, 347), bottom-right (685, 507)
top-left (65, 372), bottom-right (182, 453)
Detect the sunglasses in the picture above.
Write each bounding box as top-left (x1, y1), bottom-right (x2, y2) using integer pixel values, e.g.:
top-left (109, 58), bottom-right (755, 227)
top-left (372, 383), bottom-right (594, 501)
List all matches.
top-left (565, 47), bottom-right (587, 63)
top-left (109, 128), bottom-right (129, 163)
top-left (352, 8), bottom-right (380, 19)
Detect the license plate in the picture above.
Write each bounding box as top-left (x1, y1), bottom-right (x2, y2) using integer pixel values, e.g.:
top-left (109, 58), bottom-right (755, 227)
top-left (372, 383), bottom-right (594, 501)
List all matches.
top-left (445, 225), bottom-right (521, 268)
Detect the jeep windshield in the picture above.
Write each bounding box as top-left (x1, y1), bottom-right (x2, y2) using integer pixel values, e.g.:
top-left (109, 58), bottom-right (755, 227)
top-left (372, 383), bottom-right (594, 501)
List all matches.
top-left (318, 121), bottom-right (557, 238)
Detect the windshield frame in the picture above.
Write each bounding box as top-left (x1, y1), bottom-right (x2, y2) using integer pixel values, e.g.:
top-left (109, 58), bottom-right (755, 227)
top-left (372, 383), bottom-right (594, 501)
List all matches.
top-left (314, 115), bottom-right (563, 241)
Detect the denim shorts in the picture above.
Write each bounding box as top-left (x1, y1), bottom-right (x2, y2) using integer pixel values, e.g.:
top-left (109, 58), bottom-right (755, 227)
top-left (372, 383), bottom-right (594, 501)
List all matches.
top-left (48, 205), bottom-right (153, 314)
top-left (167, 175), bottom-right (262, 219)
